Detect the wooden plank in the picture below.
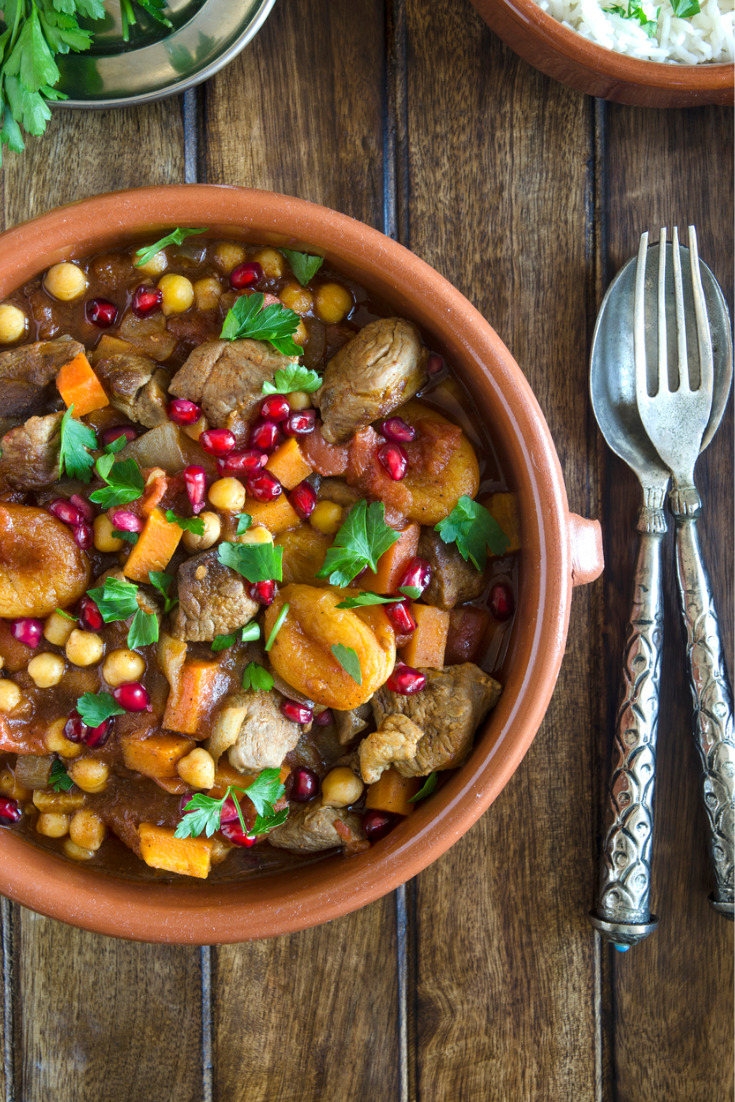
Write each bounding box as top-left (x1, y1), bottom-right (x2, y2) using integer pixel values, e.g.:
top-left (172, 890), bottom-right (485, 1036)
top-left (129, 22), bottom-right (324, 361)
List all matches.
top-left (401, 3), bottom-right (601, 1099)
top-left (603, 104), bottom-right (734, 1102)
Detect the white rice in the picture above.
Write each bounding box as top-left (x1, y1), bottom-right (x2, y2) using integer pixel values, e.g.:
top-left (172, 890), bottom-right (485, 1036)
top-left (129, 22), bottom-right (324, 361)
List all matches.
top-left (535, 0), bottom-right (734, 62)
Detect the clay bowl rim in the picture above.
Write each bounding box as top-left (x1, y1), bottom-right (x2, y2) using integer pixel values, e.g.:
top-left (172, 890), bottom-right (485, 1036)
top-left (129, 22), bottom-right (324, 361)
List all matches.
top-left (0, 185), bottom-right (577, 943)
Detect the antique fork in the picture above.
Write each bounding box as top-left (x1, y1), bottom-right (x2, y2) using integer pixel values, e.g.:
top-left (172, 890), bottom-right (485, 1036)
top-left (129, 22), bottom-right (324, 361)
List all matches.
top-left (635, 226), bottom-right (734, 918)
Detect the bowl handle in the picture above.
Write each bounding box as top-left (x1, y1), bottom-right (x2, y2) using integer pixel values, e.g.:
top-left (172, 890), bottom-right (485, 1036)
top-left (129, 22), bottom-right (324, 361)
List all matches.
top-left (568, 514), bottom-right (604, 587)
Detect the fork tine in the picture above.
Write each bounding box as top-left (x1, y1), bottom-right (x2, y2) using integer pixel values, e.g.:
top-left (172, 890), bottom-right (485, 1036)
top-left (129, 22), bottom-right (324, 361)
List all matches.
top-left (688, 225), bottom-right (714, 400)
top-left (634, 231), bottom-right (650, 406)
top-left (672, 226), bottom-right (689, 393)
top-left (657, 227), bottom-right (669, 394)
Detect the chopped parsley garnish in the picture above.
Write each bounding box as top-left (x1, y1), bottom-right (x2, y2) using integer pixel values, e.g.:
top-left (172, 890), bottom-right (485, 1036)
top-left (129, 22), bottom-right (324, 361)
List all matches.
top-left (58, 405), bottom-right (97, 483)
top-left (242, 662), bottom-right (274, 692)
top-left (86, 577), bottom-right (158, 650)
top-left (218, 540), bottom-right (283, 583)
top-left (281, 249), bottom-right (324, 287)
top-left (265, 602), bottom-right (289, 651)
top-left (252, 808), bottom-right (289, 835)
top-left (148, 571), bottom-right (178, 613)
top-left (128, 607), bottom-right (159, 649)
top-left (241, 622), bottom-right (260, 642)
top-left (243, 768), bottom-right (286, 816)
top-left (134, 227), bottom-right (207, 268)
top-left (262, 364), bottom-right (322, 396)
top-left (606, 0), bottom-right (660, 35)
top-left (398, 585), bottom-right (422, 600)
top-left (76, 691), bottom-right (125, 728)
top-left (165, 510), bottom-right (205, 536)
top-left (103, 433), bottom-right (128, 455)
top-left (212, 623), bottom-right (260, 651)
top-left (331, 643), bottom-right (362, 684)
top-left (409, 772), bottom-right (438, 803)
top-left (113, 530), bottom-right (138, 544)
top-left (54, 608), bottom-right (77, 623)
top-left (89, 454), bottom-right (144, 510)
top-left (336, 593), bottom-right (403, 609)
top-left (316, 501), bottom-right (400, 588)
top-left (434, 496), bottom-right (509, 572)
top-left (174, 768), bottom-right (287, 840)
top-left (48, 759), bottom-right (74, 793)
top-left (669, 0), bottom-right (699, 14)
top-left (235, 512), bottom-right (253, 536)
top-left (175, 788), bottom-right (247, 840)
top-left (220, 292), bottom-right (301, 356)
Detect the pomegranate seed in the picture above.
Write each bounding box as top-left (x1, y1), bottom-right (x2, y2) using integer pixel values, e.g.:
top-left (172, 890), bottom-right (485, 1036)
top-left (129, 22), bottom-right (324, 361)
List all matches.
top-left (378, 442), bottom-right (408, 481)
top-left (183, 466), bottom-right (207, 514)
top-left (380, 417), bottom-right (416, 443)
top-left (397, 557), bottom-right (432, 597)
top-left (249, 420), bottom-right (282, 454)
top-left (84, 718), bottom-right (113, 748)
top-left (99, 424), bottom-right (137, 448)
top-left (286, 767), bottom-right (320, 802)
top-left (489, 582), bottom-right (515, 622)
top-left (110, 509), bottom-right (144, 533)
top-left (248, 580), bottom-right (275, 606)
top-left (85, 298), bottom-right (118, 329)
top-left (260, 395), bottom-right (290, 422)
top-left (11, 618), bottom-right (42, 648)
top-left (77, 596), bottom-right (103, 633)
top-left (289, 480), bottom-right (316, 520)
top-left (64, 711), bottom-right (87, 744)
top-left (132, 285), bottom-right (163, 318)
top-left (219, 797), bottom-right (241, 824)
top-left (47, 498), bottom-right (84, 526)
top-left (386, 663), bottom-right (426, 695)
top-left (247, 469), bottom-right (282, 502)
top-left (0, 798), bottom-right (22, 825)
top-left (363, 809), bottom-right (399, 841)
top-left (112, 682), bottom-right (152, 712)
top-left (168, 398), bottom-right (202, 425)
top-left (69, 494), bottom-right (95, 522)
top-left (385, 599), bottom-right (417, 635)
top-left (314, 708), bottom-right (333, 726)
top-left (230, 261), bottom-right (263, 289)
top-left (283, 410), bottom-right (316, 436)
top-left (178, 791), bottom-right (194, 817)
top-left (73, 523), bottom-right (93, 550)
top-left (200, 428), bottom-right (236, 457)
top-left (218, 450), bottom-right (267, 477)
top-left (220, 820), bottom-right (258, 847)
top-left (427, 352), bottom-right (444, 374)
top-left (280, 699), bottom-right (313, 724)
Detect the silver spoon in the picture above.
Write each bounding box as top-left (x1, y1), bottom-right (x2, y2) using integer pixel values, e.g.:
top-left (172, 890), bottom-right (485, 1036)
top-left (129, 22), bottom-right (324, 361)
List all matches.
top-left (588, 239), bottom-right (732, 949)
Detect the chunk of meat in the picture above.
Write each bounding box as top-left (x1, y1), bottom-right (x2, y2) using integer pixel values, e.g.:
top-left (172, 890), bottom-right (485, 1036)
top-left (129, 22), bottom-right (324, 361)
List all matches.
top-left (334, 702), bottom-right (372, 746)
top-left (0, 413), bottom-right (61, 491)
top-left (268, 804), bottom-right (366, 853)
top-left (316, 318), bottom-right (428, 444)
top-left (94, 353), bottom-right (169, 428)
top-left (418, 529), bottom-right (487, 609)
top-left (171, 549), bottom-right (258, 641)
top-left (371, 663), bottom-right (501, 775)
top-left (169, 338), bottom-right (295, 442)
top-left (0, 335), bottom-right (83, 419)
top-left (206, 690), bottom-right (300, 771)
top-left (0, 503), bottom-right (91, 618)
top-left (359, 713), bottom-right (424, 783)
top-left (316, 477), bottom-right (361, 508)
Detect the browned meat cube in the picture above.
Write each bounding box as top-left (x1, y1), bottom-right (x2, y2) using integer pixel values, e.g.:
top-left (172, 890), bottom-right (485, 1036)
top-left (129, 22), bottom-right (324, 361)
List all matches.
top-left (418, 528), bottom-right (487, 609)
top-left (94, 352), bottom-right (169, 428)
top-left (0, 335), bottom-right (83, 419)
top-left (207, 690), bottom-right (300, 772)
top-left (171, 549), bottom-right (258, 642)
top-left (268, 805), bottom-right (366, 853)
top-left (0, 412), bottom-right (62, 490)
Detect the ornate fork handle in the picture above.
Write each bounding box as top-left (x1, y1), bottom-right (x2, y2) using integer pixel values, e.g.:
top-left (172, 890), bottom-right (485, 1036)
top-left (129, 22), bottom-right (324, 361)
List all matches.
top-left (670, 485), bottom-right (735, 917)
top-left (590, 495), bottom-right (665, 948)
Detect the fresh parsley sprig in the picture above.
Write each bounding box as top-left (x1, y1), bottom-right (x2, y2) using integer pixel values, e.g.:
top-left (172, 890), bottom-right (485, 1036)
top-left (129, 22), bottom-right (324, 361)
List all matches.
top-left (90, 454), bottom-right (144, 510)
top-left (331, 643), bottom-right (362, 684)
top-left (148, 571), bottom-right (178, 613)
top-left (211, 623), bottom-right (260, 651)
top-left (49, 758), bottom-right (74, 793)
top-left (165, 510), bottom-right (205, 536)
top-left (605, 0), bottom-right (660, 35)
top-left (409, 772), bottom-right (438, 803)
top-left (174, 768), bottom-right (287, 840)
top-left (86, 576), bottom-right (159, 650)
top-left (76, 691), bottom-right (125, 727)
top-left (58, 405), bottom-right (97, 483)
top-left (434, 496), bottom-right (509, 572)
top-left (315, 501), bottom-right (400, 588)
top-left (134, 227), bottom-right (207, 268)
top-left (220, 292), bottom-right (301, 356)
top-left (218, 541), bottom-right (283, 583)
top-left (336, 593), bottom-right (403, 609)
top-left (262, 364), bottom-right (322, 396)
top-left (281, 249), bottom-right (324, 287)
top-left (242, 662), bottom-right (274, 692)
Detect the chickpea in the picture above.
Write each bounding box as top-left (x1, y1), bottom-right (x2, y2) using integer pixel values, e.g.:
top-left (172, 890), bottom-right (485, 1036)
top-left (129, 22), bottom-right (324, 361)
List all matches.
top-left (94, 513), bottom-right (124, 553)
top-left (65, 629), bottom-right (104, 668)
top-left (102, 648), bottom-right (145, 687)
top-left (315, 283), bottom-right (353, 325)
top-left (0, 303), bottom-right (27, 344)
top-left (36, 813), bottom-right (70, 839)
top-left (69, 758), bottom-right (109, 794)
top-left (310, 501), bottom-right (344, 536)
top-left (176, 748), bottom-right (216, 791)
top-left (280, 282), bottom-right (313, 316)
top-left (69, 809), bottom-right (106, 852)
top-left (44, 717), bottom-right (82, 759)
top-left (321, 767), bottom-right (364, 808)
top-left (213, 241), bottom-right (246, 273)
top-left (293, 320), bottom-right (309, 346)
top-left (136, 249), bottom-right (168, 276)
top-left (255, 247), bottom-right (284, 279)
top-left (0, 680), bottom-right (22, 713)
top-left (158, 274), bottom-right (194, 316)
top-left (44, 610), bottom-right (76, 647)
top-left (27, 653), bottom-right (65, 689)
top-left (237, 524), bottom-right (273, 545)
top-left (0, 769), bottom-right (30, 802)
top-left (287, 390), bottom-right (312, 411)
top-left (62, 839), bottom-right (95, 862)
top-left (208, 477), bottom-right (246, 513)
top-left (43, 262), bottom-right (87, 302)
top-left (183, 510), bottom-right (221, 552)
top-left (193, 277), bottom-right (222, 311)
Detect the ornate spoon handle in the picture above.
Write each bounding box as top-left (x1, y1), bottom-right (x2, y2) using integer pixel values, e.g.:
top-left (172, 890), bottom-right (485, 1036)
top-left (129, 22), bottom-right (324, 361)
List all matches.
top-left (670, 486), bottom-right (734, 917)
top-left (590, 495), bottom-right (666, 949)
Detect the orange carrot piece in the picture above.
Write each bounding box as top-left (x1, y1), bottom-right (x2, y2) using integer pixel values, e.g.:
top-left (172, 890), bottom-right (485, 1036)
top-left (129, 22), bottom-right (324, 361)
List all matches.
top-left (266, 437), bottom-right (313, 490)
top-left (56, 352), bottom-right (109, 417)
top-left (122, 506), bottom-right (183, 583)
top-left (122, 733), bottom-right (194, 779)
top-left (244, 494), bottom-right (301, 535)
top-left (400, 604), bottom-right (450, 668)
top-left (365, 767), bottom-right (420, 816)
top-left (361, 523), bottom-right (420, 594)
top-left (138, 823), bottom-right (212, 879)
top-left (486, 491), bottom-right (520, 554)
top-left (163, 659), bottom-right (225, 736)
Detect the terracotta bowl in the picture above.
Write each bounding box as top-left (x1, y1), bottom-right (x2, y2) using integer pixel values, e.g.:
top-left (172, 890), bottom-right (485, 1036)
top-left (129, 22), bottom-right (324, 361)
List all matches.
top-left (470, 0), bottom-right (733, 106)
top-left (0, 186), bottom-right (603, 943)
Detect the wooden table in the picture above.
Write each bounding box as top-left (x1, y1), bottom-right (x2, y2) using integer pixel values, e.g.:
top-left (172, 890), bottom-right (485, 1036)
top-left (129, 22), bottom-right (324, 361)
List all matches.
top-left (0, 2), bottom-right (732, 1099)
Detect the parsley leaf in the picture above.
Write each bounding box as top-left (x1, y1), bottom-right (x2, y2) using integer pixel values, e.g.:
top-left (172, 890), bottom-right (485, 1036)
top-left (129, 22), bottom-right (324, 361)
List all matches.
top-left (336, 593), bottom-right (402, 609)
top-left (212, 632), bottom-right (236, 651)
top-left (262, 364), bottom-right (322, 396)
top-left (86, 577), bottom-right (140, 621)
top-left (220, 292), bottom-right (301, 356)
top-left (113, 530), bottom-right (138, 544)
top-left (127, 607), bottom-right (159, 650)
top-left (265, 602), bottom-right (289, 651)
top-left (281, 249), bottom-right (324, 287)
top-left (48, 758), bottom-right (74, 793)
top-left (175, 787), bottom-right (246, 840)
top-left (316, 501), bottom-right (400, 587)
top-left (434, 496), bottom-right (510, 572)
top-left (76, 691), bottom-right (125, 727)
top-left (89, 456), bottom-right (144, 510)
top-left (165, 510), bottom-right (205, 536)
top-left (252, 807), bottom-right (289, 835)
top-left (398, 585), bottom-right (422, 600)
top-left (103, 433), bottom-right (128, 455)
top-left (148, 571), bottom-right (178, 613)
top-left (605, 0), bottom-right (659, 34)
top-left (217, 541), bottom-right (283, 583)
top-left (669, 0), bottom-right (699, 14)
top-left (331, 643), bottom-right (362, 684)
top-left (409, 772), bottom-right (438, 803)
top-left (134, 227), bottom-right (207, 268)
top-left (54, 608), bottom-right (77, 623)
top-left (241, 622), bottom-right (260, 643)
top-left (242, 768), bottom-right (285, 816)
top-left (58, 405), bottom-right (97, 483)
top-left (242, 662), bottom-right (274, 692)
top-left (235, 512), bottom-right (253, 536)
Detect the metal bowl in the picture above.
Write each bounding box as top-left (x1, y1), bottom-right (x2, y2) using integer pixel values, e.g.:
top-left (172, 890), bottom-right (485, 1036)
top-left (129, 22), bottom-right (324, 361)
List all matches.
top-left (55, 0), bottom-right (276, 108)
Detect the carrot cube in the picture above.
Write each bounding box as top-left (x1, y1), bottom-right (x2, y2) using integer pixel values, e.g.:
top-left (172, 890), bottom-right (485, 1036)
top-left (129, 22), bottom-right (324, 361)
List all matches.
top-left (244, 494), bottom-right (301, 535)
top-left (138, 823), bottom-right (213, 879)
top-left (365, 767), bottom-right (420, 816)
top-left (56, 352), bottom-right (110, 417)
top-left (361, 523), bottom-right (420, 595)
top-left (122, 732), bottom-right (194, 779)
top-left (266, 437), bottom-right (313, 490)
top-left (163, 660), bottom-right (225, 736)
top-left (400, 604), bottom-right (450, 668)
top-left (122, 506), bottom-right (184, 583)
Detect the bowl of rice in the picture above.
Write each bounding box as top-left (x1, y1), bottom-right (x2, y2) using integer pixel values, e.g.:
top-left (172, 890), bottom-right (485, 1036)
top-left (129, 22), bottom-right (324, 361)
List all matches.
top-left (470, 0), bottom-right (733, 105)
